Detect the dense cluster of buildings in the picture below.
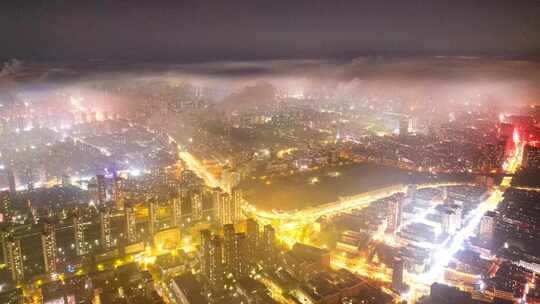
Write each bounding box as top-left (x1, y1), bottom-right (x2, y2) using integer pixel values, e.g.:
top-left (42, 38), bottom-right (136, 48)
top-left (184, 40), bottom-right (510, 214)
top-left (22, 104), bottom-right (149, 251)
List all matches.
top-left (150, 96), bottom-right (530, 186)
top-left (0, 160), bottom-right (248, 303)
top-left (166, 220), bottom-right (278, 304)
top-left (1, 75), bottom-right (539, 304)
top-left (0, 118), bottom-right (177, 193)
top-left (414, 184), bottom-right (540, 303)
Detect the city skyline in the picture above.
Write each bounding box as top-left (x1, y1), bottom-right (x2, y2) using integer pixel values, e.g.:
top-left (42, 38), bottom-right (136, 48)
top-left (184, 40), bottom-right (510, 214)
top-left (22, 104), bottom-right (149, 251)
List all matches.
top-left (1, 2), bottom-right (539, 304)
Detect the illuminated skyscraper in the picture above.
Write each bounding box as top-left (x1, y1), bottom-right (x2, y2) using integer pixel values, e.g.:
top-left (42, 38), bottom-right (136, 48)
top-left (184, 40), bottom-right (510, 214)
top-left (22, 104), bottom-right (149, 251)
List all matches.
top-left (6, 237), bottom-right (24, 283)
top-left (262, 224), bottom-right (276, 267)
top-left (408, 117), bottom-right (419, 134)
top-left (148, 197), bottom-right (159, 237)
top-left (217, 188), bottom-right (242, 226)
top-left (96, 175), bottom-right (107, 206)
top-left (73, 210), bottom-right (87, 256)
top-left (399, 118), bottom-right (409, 137)
top-left (386, 198), bottom-right (403, 234)
top-left (223, 224), bottom-right (235, 274)
top-left (6, 169), bottom-right (16, 195)
top-left (113, 176), bottom-right (125, 210)
top-left (217, 192), bottom-right (229, 226)
top-left (234, 233), bottom-right (247, 276)
top-left (113, 176), bottom-right (125, 202)
top-left (200, 229), bottom-right (212, 279)
top-left (246, 218), bottom-right (259, 267)
top-left (1, 227), bottom-right (12, 266)
top-left (41, 220), bottom-right (57, 276)
top-left (0, 190), bottom-right (12, 223)
top-left (232, 188), bottom-right (243, 221)
top-left (209, 237), bottom-right (223, 287)
top-left (441, 205), bottom-right (462, 235)
top-left (89, 175), bottom-right (107, 206)
top-left (171, 192), bottom-right (183, 228)
top-left (191, 193), bottom-right (203, 221)
top-left (87, 183), bottom-right (98, 204)
top-left (211, 187), bottom-right (221, 219)
top-left (99, 207), bottom-right (113, 250)
top-left (125, 202), bottom-right (137, 243)
top-left (479, 211), bottom-right (495, 242)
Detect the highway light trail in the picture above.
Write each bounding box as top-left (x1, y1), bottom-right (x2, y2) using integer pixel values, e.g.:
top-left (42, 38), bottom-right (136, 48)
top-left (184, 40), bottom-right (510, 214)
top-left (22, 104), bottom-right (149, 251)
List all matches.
top-left (178, 151), bottom-right (221, 189)
top-left (418, 189), bottom-right (501, 285)
top-left (164, 133), bottom-right (224, 190)
top-left (409, 136), bottom-right (524, 298)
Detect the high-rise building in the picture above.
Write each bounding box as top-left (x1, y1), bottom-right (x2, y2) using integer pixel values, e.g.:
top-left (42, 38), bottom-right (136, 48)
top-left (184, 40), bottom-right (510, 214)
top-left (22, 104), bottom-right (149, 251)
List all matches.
top-left (171, 191), bottom-right (183, 228)
top-left (28, 201), bottom-right (38, 225)
top-left (397, 198), bottom-right (404, 231)
top-left (87, 183), bottom-right (98, 204)
top-left (262, 225), bottom-right (276, 267)
top-left (113, 176), bottom-right (125, 202)
top-left (399, 118), bottom-right (409, 137)
top-left (246, 218), bottom-right (259, 267)
top-left (217, 192), bottom-right (229, 226)
top-left (441, 205), bottom-right (462, 235)
top-left (392, 256), bottom-right (404, 293)
top-left (223, 224), bottom-right (235, 275)
top-left (6, 169), bottom-right (16, 195)
top-left (99, 207), bottom-right (113, 250)
top-left (191, 193), bottom-right (203, 221)
top-left (200, 229), bottom-right (212, 279)
top-left (212, 187), bottom-right (223, 222)
top-left (0, 190), bottom-right (12, 223)
top-left (1, 227), bottom-right (12, 266)
top-left (232, 188), bottom-right (243, 221)
top-left (234, 233), bottom-right (247, 276)
top-left (479, 211), bottom-right (495, 242)
top-left (73, 210), bottom-right (87, 256)
top-left (6, 237), bottom-right (24, 283)
top-left (148, 198), bottom-right (159, 237)
top-left (408, 117), bottom-right (419, 134)
top-left (125, 202), bottom-right (137, 243)
top-left (386, 198), bottom-right (403, 234)
top-left (113, 176), bottom-right (125, 210)
top-left (96, 175), bottom-right (107, 206)
top-left (217, 188), bottom-right (242, 226)
top-left (41, 220), bottom-right (57, 276)
top-left (209, 237), bottom-right (223, 287)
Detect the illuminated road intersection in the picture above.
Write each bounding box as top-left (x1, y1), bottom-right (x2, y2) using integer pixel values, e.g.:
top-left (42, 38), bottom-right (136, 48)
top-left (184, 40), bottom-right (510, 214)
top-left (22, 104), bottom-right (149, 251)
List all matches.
top-left (402, 189), bottom-right (503, 301)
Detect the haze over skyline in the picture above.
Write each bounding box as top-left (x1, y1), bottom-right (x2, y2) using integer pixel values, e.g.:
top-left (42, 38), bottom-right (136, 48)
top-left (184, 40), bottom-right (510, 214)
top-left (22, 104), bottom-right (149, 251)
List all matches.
top-left (2, 2), bottom-right (540, 304)
top-left (2, 57), bottom-right (540, 107)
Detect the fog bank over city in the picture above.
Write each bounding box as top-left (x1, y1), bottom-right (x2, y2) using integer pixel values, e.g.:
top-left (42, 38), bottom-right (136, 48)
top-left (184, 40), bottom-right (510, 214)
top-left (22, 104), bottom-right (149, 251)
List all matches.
top-left (1, 56), bottom-right (539, 109)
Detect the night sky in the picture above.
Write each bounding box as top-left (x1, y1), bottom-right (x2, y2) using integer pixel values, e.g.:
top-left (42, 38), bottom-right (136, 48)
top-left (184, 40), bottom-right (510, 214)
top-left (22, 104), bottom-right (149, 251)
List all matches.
top-left (1, 0), bottom-right (539, 62)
